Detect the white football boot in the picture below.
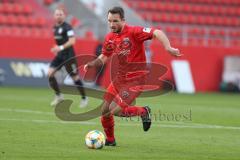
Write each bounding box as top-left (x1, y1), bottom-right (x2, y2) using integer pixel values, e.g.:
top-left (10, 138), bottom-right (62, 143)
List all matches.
top-left (80, 97), bottom-right (88, 108)
top-left (50, 94), bottom-right (64, 106)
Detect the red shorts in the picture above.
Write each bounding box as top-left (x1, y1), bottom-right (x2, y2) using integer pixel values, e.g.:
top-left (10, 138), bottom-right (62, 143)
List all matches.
top-left (103, 78), bottom-right (144, 109)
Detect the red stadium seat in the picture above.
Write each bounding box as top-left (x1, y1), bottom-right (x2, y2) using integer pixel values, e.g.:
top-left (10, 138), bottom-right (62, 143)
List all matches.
top-left (23, 4), bottom-right (33, 15)
top-left (148, 1), bottom-right (157, 10)
top-left (182, 4), bottom-right (191, 12)
top-left (156, 3), bottom-right (165, 11)
top-left (197, 15), bottom-right (206, 25)
top-left (11, 27), bottom-right (22, 37)
top-left (17, 16), bottom-right (28, 26)
top-left (229, 30), bottom-right (240, 37)
top-left (35, 17), bottom-right (47, 27)
top-left (27, 16), bottom-right (36, 27)
top-left (84, 30), bottom-right (95, 40)
top-left (21, 27), bottom-right (32, 37)
top-left (7, 15), bottom-right (18, 26)
top-left (13, 4), bottom-right (23, 14)
top-left (210, 29), bottom-right (226, 37)
top-left (188, 38), bottom-right (204, 46)
top-left (0, 15), bottom-right (7, 25)
top-left (187, 15), bottom-right (196, 24)
top-left (230, 40), bottom-right (240, 47)
top-left (209, 29), bottom-right (218, 36)
top-left (71, 16), bottom-right (81, 28)
top-left (192, 5), bottom-right (202, 14)
top-left (159, 13), bottom-right (167, 22)
top-left (44, 0), bottom-right (54, 6)
top-left (232, 18), bottom-right (239, 26)
top-left (125, 0), bottom-right (135, 8)
top-left (0, 4), bottom-right (4, 13)
top-left (40, 28), bottom-right (52, 38)
top-left (146, 12), bottom-right (154, 21)
top-left (218, 30), bottom-right (226, 37)
top-left (24, 17), bottom-right (47, 27)
top-left (2, 3), bottom-right (14, 14)
top-left (215, 17), bottom-right (224, 26)
top-left (169, 36), bottom-right (182, 45)
top-left (0, 27), bottom-right (11, 36)
top-left (188, 28), bottom-right (205, 35)
top-left (138, 1), bottom-right (146, 10)
top-left (30, 28), bottom-right (42, 37)
top-left (208, 38), bottom-right (224, 47)
top-left (165, 26), bottom-right (182, 34)
top-left (168, 14), bottom-right (178, 23)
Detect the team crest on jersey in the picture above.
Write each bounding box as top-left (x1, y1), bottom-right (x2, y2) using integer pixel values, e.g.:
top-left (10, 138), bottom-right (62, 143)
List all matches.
top-left (105, 41), bottom-right (116, 52)
top-left (58, 27), bottom-right (63, 34)
top-left (121, 91), bottom-right (129, 99)
top-left (143, 27), bottom-right (151, 33)
top-left (119, 37), bottom-right (132, 50)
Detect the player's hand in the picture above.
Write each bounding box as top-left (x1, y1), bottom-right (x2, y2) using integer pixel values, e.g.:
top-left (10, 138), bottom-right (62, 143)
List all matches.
top-left (83, 64), bottom-right (89, 72)
top-left (166, 47), bottom-right (183, 57)
top-left (51, 45), bottom-right (61, 55)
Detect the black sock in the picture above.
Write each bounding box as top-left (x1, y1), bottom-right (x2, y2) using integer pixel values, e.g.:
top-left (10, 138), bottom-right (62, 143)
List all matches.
top-left (74, 80), bottom-right (86, 99)
top-left (49, 76), bottom-right (60, 95)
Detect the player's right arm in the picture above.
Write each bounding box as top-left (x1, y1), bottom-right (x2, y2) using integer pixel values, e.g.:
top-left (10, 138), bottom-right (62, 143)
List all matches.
top-left (84, 54), bottom-right (108, 71)
top-left (84, 34), bottom-right (114, 71)
top-left (153, 30), bottom-right (182, 57)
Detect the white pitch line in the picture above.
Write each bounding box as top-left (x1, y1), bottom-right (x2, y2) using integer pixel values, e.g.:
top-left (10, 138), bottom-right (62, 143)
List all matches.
top-left (0, 108), bottom-right (53, 115)
top-left (0, 117), bottom-right (240, 130)
top-left (0, 108), bottom-right (240, 130)
top-left (0, 118), bottom-right (95, 125)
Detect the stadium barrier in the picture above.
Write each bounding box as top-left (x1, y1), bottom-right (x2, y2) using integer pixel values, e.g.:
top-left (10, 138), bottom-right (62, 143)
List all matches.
top-left (0, 36), bottom-right (240, 91)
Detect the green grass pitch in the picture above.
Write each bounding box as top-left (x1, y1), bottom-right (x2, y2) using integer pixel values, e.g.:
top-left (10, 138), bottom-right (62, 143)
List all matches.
top-left (0, 86), bottom-right (239, 160)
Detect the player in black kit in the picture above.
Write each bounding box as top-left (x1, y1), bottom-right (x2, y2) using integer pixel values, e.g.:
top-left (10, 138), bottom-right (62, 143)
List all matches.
top-left (48, 8), bottom-right (88, 107)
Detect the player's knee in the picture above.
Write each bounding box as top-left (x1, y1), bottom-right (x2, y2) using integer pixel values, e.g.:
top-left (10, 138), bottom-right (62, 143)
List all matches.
top-left (47, 68), bottom-right (57, 78)
top-left (48, 76), bottom-right (55, 83)
top-left (109, 102), bottom-right (122, 116)
top-left (71, 75), bottom-right (80, 81)
top-left (47, 71), bottom-right (54, 78)
top-left (101, 101), bottom-right (111, 116)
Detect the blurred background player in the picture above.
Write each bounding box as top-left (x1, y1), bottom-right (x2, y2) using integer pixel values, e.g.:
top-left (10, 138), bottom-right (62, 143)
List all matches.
top-left (48, 8), bottom-right (88, 107)
top-left (84, 6), bottom-right (182, 146)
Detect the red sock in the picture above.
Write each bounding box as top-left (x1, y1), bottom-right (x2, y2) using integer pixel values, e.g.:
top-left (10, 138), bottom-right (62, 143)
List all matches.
top-left (120, 106), bottom-right (146, 117)
top-left (101, 115), bottom-right (115, 142)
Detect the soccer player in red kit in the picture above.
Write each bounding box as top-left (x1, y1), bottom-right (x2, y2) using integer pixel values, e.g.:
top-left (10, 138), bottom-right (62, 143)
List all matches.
top-left (84, 6), bottom-right (182, 146)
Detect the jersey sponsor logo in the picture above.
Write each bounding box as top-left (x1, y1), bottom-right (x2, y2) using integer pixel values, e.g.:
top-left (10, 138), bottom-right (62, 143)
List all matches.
top-left (118, 50), bottom-right (130, 56)
top-left (143, 27), bottom-right (151, 33)
top-left (54, 35), bottom-right (63, 40)
top-left (58, 27), bottom-right (63, 34)
top-left (119, 37), bottom-right (132, 50)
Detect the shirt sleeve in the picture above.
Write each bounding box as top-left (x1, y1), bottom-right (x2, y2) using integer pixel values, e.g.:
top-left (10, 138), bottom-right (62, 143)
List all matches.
top-left (101, 36), bottom-right (116, 57)
top-left (65, 24), bottom-right (75, 37)
top-left (133, 26), bottom-right (155, 42)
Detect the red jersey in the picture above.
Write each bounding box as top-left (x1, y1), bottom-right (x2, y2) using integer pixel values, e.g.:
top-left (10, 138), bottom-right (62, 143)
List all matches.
top-left (102, 24), bottom-right (155, 79)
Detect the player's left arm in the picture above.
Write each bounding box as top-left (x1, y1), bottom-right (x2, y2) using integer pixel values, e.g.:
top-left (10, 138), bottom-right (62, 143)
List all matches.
top-left (153, 29), bottom-right (182, 57)
top-left (61, 36), bottom-right (76, 50)
top-left (51, 37), bottom-right (76, 54)
top-left (51, 28), bottom-right (76, 54)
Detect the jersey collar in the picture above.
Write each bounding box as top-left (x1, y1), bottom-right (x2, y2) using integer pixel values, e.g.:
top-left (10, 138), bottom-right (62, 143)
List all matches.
top-left (115, 24), bottom-right (128, 35)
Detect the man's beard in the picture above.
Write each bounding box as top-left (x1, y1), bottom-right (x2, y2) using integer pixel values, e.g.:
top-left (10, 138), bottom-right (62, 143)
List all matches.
top-left (112, 28), bottom-right (121, 33)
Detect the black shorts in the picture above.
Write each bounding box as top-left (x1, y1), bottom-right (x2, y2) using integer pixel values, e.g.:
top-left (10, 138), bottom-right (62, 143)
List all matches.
top-left (50, 52), bottom-right (78, 76)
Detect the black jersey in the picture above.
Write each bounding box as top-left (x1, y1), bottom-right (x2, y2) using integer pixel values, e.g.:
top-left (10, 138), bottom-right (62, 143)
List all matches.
top-left (53, 22), bottom-right (75, 56)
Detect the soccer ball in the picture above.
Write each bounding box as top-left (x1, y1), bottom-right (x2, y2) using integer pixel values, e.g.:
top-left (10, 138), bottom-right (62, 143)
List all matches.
top-left (85, 130), bottom-right (105, 149)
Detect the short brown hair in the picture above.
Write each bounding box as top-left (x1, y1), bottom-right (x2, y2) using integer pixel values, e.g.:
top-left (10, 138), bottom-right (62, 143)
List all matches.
top-left (55, 6), bottom-right (67, 15)
top-left (108, 6), bottom-right (125, 19)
